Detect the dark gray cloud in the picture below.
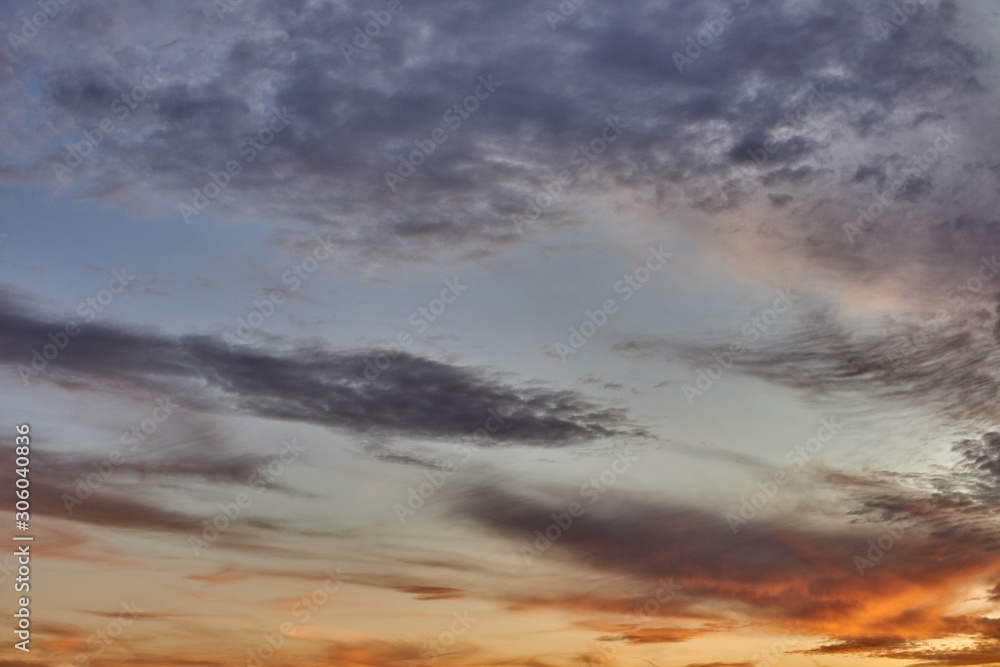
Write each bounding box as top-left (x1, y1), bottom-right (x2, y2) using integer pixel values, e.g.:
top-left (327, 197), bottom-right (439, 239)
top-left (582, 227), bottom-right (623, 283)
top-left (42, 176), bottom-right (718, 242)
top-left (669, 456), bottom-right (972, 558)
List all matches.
top-left (15, 419), bottom-right (309, 496)
top-left (0, 441), bottom-right (291, 537)
top-left (839, 430), bottom-right (1000, 533)
top-left (955, 431), bottom-right (1000, 480)
top-left (0, 297), bottom-right (643, 446)
top-left (767, 193), bottom-right (793, 207)
top-left (0, 0), bottom-right (993, 284)
top-left (0, 414), bottom-right (330, 547)
top-left (453, 442), bottom-right (1000, 657)
top-left (620, 306), bottom-right (1000, 427)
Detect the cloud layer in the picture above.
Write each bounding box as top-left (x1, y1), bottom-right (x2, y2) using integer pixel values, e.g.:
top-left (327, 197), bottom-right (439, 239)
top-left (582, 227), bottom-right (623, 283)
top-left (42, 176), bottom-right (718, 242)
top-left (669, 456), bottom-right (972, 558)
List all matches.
top-left (2, 0), bottom-right (996, 289)
top-left (0, 295), bottom-right (642, 445)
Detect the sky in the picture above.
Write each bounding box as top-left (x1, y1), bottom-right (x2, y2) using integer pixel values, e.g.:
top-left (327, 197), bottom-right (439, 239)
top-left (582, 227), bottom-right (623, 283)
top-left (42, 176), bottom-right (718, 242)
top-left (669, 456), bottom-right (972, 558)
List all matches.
top-left (1, 0), bottom-right (1000, 666)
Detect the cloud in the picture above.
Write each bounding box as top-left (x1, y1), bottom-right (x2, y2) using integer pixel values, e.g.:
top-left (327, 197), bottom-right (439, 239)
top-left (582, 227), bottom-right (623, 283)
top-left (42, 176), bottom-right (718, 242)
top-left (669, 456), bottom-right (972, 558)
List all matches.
top-left (0, 297), bottom-right (644, 446)
top-left (394, 585), bottom-right (465, 601)
top-left (0, 439), bottom-right (301, 542)
top-left (806, 631), bottom-right (1000, 666)
top-left (452, 442), bottom-right (1000, 655)
top-left (609, 626), bottom-right (704, 645)
top-left (3, 2), bottom-right (1000, 664)
top-left (0, 0), bottom-right (992, 287)
top-left (317, 637), bottom-right (476, 667)
top-left (623, 305), bottom-right (1000, 428)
